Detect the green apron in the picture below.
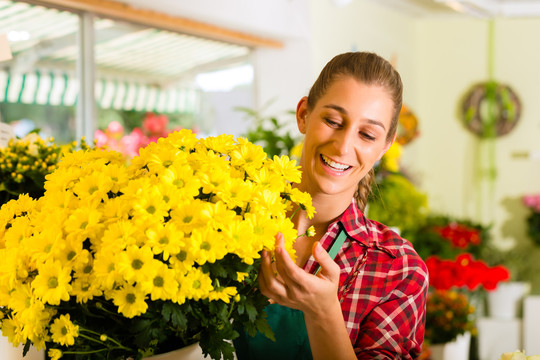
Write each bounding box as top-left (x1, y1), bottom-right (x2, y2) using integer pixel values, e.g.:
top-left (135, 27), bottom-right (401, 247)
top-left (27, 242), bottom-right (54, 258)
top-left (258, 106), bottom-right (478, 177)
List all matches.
top-left (234, 230), bottom-right (348, 360)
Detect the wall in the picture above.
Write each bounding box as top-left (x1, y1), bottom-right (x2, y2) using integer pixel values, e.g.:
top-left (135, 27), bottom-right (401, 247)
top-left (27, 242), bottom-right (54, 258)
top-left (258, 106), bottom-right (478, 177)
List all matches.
top-left (413, 18), bottom-right (540, 252)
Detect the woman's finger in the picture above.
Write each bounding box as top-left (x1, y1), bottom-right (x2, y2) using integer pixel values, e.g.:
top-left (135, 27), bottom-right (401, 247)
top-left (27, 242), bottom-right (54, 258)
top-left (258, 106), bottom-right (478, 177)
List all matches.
top-left (312, 241), bottom-right (340, 283)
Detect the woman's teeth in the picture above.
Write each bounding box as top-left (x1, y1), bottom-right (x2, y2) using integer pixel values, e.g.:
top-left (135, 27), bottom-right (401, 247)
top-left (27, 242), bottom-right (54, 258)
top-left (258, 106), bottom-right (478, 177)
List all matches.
top-left (321, 155), bottom-right (351, 171)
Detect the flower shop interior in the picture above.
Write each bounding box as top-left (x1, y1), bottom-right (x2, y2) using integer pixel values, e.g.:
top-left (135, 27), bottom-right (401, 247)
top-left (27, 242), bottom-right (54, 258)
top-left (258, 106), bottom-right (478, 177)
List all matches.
top-left (1, 0), bottom-right (540, 359)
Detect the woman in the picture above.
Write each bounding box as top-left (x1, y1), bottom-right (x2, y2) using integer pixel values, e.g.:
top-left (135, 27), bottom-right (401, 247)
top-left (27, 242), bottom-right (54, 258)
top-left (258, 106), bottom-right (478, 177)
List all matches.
top-left (234, 52), bottom-right (428, 360)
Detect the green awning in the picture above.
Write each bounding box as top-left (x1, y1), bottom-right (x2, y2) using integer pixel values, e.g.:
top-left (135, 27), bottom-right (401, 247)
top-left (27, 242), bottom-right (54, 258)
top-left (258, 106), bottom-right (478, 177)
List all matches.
top-left (0, 70), bottom-right (200, 114)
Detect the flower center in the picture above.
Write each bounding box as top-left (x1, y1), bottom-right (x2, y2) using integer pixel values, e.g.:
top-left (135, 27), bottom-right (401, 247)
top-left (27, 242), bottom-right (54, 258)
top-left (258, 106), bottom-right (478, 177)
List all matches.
top-left (48, 277), bottom-right (59, 289)
top-left (132, 259), bottom-right (143, 270)
top-left (153, 276), bottom-right (164, 287)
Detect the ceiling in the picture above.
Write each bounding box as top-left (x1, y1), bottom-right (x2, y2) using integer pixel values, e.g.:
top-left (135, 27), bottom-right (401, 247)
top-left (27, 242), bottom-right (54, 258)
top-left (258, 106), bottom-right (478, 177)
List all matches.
top-left (373, 0), bottom-right (540, 18)
top-left (0, 0), bottom-right (251, 86)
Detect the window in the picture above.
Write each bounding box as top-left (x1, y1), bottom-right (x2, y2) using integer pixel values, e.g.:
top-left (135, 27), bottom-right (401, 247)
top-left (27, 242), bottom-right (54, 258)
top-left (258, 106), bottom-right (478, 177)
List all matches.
top-left (0, 0), bottom-right (257, 145)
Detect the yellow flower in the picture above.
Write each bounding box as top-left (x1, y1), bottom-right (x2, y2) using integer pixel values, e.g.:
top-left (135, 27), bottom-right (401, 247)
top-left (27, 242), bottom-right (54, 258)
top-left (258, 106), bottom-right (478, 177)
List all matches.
top-left (190, 227), bottom-right (228, 265)
top-left (230, 138), bottom-right (267, 174)
top-left (1, 316), bottom-right (25, 347)
top-left (48, 349), bottom-right (63, 360)
top-left (50, 314), bottom-right (79, 346)
top-left (168, 246), bottom-right (196, 276)
top-left (63, 207), bottom-right (103, 242)
top-left (251, 189), bottom-right (287, 216)
top-left (170, 199), bottom-right (208, 233)
top-left (183, 267), bottom-right (213, 301)
top-left (71, 172), bottom-right (114, 206)
top-left (145, 222), bottom-right (184, 261)
top-left (287, 186), bottom-right (316, 219)
top-left (117, 245), bottom-right (157, 283)
top-left (208, 286), bottom-right (237, 303)
top-left (214, 177), bottom-right (253, 210)
top-left (93, 252), bottom-right (123, 289)
top-left (270, 155), bottom-right (301, 183)
top-left (131, 186), bottom-right (170, 225)
top-left (71, 275), bottom-right (102, 303)
top-left (32, 259), bottom-right (72, 305)
top-left (141, 262), bottom-right (179, 301)
top-left (8, 283), bottom-right (45, 322)
top-left (111, 283), bottom-right (148, 318)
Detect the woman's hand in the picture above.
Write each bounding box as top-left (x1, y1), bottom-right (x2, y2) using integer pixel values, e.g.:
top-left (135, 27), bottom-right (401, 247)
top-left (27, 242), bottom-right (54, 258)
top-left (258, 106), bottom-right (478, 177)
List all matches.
top-left (258, 232), bottom-right (341, 316)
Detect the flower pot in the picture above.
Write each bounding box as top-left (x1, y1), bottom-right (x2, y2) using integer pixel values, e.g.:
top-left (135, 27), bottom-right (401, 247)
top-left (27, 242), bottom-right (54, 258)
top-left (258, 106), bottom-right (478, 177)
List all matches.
top-left (429, 332), bottom-right (471, 360)
top-left (0, 336), bottom-right (44, 360)
top-left (488, 281), bottom-right (531, 320)
top-left (144, 343), bottom-right (205, 360)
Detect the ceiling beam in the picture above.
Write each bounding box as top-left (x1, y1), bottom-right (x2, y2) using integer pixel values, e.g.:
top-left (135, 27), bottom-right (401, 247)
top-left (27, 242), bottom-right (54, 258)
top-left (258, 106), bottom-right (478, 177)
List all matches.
top-left (28, 0), bottom-right (283, 48)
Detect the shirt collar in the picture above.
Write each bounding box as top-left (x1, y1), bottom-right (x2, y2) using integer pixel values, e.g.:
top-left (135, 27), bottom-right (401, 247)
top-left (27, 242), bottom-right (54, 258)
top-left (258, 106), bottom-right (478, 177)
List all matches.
top-left (335, 199), bottom-right (398, 258)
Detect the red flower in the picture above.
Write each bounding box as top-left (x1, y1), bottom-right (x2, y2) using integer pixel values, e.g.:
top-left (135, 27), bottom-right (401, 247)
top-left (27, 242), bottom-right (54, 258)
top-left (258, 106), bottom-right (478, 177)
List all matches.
top-left (433, 223), bottom-right (481, 249)
top-left (426, 254), bottom-right (510, 292)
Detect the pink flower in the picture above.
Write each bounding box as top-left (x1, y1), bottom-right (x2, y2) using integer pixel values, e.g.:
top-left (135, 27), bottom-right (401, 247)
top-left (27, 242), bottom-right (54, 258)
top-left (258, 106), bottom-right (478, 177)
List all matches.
top-left (523, 194), bottom-right (540, 212)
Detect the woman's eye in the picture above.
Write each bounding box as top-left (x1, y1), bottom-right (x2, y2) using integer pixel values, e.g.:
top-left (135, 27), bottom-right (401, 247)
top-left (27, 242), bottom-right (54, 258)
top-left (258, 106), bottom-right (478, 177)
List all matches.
top-left (360, 132), bottom-right (376, 141)
top-left (325, 118), bottom-right (341, 127)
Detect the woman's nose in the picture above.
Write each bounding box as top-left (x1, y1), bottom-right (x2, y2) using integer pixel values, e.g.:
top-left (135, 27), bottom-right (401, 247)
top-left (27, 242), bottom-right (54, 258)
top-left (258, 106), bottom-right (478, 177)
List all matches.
top-left (333, 129), bottom-right (355, 155)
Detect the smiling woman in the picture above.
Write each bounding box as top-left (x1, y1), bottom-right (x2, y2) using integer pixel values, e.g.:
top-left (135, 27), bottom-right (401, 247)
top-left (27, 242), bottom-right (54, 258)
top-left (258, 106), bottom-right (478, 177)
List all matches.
top-left (234, 52), bottom-right (428, 360)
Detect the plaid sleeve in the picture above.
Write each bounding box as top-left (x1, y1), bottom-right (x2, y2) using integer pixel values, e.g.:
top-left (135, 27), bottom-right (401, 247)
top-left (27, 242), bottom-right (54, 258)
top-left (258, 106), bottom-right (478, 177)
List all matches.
top-left (340, 244), bottom-right (428, 360)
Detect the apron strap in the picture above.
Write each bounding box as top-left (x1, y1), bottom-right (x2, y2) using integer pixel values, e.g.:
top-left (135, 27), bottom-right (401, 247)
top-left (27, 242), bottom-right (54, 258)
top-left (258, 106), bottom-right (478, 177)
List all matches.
top-left (314, 229), bottom-right (347, 275)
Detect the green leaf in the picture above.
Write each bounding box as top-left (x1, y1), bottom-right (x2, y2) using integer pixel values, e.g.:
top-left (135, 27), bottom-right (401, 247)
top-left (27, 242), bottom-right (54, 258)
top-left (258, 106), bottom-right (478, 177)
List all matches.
top-left (161, 302), bottom-right (188, 329)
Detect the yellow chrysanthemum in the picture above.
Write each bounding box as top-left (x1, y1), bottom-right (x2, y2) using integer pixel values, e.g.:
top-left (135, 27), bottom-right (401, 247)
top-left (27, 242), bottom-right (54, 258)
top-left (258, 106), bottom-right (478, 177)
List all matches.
top-left (230, 138), bottom-right (267, 173)
top-left (182, 267), bottom-right (213, 301)
top-left (168, 246), bottom-right (196, 276)
top-left (208, 286), bottom-right (237, 303)
top-left (71, 275), bottom-right (102, 303)
top-left (251, 189), bottom-right (287, 216)
top-left (270, 155), bottom-right (302, 183)
top-left (160, 128), bottom-right (198, 151)
top-left (111, 282), bottom-right (148, 318)
top-left (116, 245), bottom-right (158, 284)
top-left (170, 199), bottom-right (208, 234)
top-left (287, 186), bottom-right (316, 219)
top-left (93, 252), bottom-right (123, 289)
top-left (8, 283), bottom-right (45, 322)
top-left (1, 316), bottom-right (25, 347)
top-left (189, 227), bottom-right (228, 265)
top-left (222, 218), bottom-right (262, 264)
top-left (48, 349), bottom-right (63, 360)
top-left (50, 314), bottom-right (79, 346)
top-left (145, 222), bottom-right (184, 261)
top-left (32, 260), bottom-right (72, 305)
top-left (159, 163), bottom-right (201, 200)
top-left (63, 207), bottom-right (103, 242)
top-left (249, 167), bottom-right (287, 193)
top-left (71, 172), bottom-right (114, 206)
top-left (141, 262), bottom-right (179, 301)
top-left (131, 186), bottom-right (170, 225)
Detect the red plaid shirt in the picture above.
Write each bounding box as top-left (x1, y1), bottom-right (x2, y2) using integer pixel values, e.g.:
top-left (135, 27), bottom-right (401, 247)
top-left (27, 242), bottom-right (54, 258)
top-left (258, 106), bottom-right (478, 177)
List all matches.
top-left (303, 200), bottom-right (428, 359)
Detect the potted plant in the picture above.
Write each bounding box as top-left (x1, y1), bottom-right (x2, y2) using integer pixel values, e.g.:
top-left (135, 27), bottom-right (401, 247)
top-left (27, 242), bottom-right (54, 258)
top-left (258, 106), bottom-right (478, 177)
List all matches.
top-left (0, 130), bottom-right (315, 360)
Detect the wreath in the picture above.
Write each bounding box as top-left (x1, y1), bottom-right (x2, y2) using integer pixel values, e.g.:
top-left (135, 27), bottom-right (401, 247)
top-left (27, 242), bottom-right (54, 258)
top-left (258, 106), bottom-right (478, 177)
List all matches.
top-left (397, 104), bottom-right (419, 145)
top-left (462, 81), bottom-right (521, 138)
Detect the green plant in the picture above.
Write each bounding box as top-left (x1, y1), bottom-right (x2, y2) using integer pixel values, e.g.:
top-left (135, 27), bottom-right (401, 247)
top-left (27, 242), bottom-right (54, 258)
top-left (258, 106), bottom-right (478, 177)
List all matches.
top-left (367, 173), bottom-right (428, 235)
top-left (236, 104), bottom-right (298, 158)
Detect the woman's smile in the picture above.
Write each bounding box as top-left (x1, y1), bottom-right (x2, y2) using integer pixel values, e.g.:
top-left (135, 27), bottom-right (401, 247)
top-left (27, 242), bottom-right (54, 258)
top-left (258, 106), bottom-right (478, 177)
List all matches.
top-left (320, 154), bottom-right (352, 173)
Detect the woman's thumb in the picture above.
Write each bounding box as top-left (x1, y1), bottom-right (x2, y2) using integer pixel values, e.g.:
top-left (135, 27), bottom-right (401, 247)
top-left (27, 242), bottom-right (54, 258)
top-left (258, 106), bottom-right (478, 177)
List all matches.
top-left (312, 241), bottom-right (340, 281)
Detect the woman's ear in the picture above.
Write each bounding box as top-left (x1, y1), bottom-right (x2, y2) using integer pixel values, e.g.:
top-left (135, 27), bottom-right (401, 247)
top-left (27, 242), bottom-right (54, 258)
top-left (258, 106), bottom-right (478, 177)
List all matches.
top-left (296, 97), bottom-right (309, 134)
top-left (377, 133), bottom-right (397, 161)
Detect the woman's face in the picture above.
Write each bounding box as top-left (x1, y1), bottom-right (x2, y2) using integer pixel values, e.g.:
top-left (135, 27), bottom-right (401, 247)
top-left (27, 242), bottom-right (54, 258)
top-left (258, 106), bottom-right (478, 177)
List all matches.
top-left (297, 76), bottom-right (395, 201)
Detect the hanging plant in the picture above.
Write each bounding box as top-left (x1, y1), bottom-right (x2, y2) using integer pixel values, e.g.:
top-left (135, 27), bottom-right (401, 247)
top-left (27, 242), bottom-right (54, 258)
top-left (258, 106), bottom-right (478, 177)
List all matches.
top-left (461, 81), bottom-right (521, 138)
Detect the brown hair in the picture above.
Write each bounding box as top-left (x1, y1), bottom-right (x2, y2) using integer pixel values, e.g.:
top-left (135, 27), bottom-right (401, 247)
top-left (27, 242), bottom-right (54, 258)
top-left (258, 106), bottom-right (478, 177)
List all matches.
top-left (306, 52), bottom-right (403, 211)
